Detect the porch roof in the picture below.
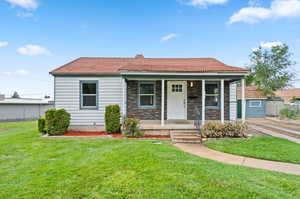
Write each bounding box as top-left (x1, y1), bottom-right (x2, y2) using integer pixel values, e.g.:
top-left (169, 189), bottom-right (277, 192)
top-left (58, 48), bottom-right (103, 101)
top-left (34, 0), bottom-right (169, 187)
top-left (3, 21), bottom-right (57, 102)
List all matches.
top-left (50, 55), bottom-right (249, 75)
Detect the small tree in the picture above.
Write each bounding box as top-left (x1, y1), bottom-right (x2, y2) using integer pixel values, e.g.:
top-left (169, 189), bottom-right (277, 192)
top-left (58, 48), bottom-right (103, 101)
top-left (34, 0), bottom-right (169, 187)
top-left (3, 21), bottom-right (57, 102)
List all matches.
top-left (12, 91), bottom-right (20, 98)
top-left (246, 44), bottom-right (295, 97)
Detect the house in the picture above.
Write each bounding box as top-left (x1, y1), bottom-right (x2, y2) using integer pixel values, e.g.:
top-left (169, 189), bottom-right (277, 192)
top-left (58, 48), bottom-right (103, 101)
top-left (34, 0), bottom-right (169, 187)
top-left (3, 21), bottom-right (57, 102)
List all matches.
top-left (275, 88), bottom-right (300, 104)
top-left (237, 86), bottom-right (267, 118)
top-left (0, 94), bottom-right (54, 122)
top-left (50, 55), bottom-right (249, 132)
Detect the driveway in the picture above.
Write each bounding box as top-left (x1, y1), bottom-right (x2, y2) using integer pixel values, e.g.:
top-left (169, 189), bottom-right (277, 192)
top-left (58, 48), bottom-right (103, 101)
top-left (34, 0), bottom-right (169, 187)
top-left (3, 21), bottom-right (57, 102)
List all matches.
top-left (247, 118), bottom-right (300, 144)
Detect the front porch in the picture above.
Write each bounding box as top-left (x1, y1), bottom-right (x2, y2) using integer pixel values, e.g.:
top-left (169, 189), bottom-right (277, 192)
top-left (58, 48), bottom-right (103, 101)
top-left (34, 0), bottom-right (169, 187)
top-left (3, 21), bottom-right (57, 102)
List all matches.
top-left (124, 78), bottom-right (247, 129)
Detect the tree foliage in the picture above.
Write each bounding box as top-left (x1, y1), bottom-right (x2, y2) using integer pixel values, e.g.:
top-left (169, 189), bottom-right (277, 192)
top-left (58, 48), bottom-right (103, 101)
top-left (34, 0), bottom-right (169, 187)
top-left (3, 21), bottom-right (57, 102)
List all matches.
top-left (246, 44), bottom-right (295, 97)
top-left (11, 91), bottom-right (20, 98)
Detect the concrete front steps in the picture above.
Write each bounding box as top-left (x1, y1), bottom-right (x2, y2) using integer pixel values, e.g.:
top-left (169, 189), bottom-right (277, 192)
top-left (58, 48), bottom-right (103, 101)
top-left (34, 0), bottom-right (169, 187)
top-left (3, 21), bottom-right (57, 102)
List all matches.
top-left (170, 130), bottom-right (202, 144)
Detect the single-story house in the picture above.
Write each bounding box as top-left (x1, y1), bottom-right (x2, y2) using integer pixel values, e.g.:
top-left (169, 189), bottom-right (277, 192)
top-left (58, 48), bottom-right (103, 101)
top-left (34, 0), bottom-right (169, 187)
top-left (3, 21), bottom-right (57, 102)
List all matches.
top-left (50, 55), bottom-right (249, 131)
top-left (237, 86), bottom-right (267, 118)
top-left (275, 88), bottom-right (300, 104)
top-left (0, 95), bottom-right (54, 122)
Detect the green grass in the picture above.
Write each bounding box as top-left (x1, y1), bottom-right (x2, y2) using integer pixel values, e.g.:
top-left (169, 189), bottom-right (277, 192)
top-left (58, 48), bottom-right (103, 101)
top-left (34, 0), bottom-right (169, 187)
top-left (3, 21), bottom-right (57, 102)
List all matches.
top-left (0, 122), bottom-right (300, 199)
top-left (204, 136), bottom-right (300, 164)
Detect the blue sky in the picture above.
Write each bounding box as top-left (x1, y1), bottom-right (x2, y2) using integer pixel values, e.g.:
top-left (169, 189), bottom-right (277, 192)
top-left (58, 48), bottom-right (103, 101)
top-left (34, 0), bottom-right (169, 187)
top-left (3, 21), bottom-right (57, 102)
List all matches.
top-left (0, 0), bottom-right (300, 98)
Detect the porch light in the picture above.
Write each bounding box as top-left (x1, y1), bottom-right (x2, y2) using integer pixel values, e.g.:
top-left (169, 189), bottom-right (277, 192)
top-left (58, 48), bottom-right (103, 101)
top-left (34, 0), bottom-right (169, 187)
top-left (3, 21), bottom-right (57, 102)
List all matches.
top-left (190, 81), bottom-right (194, 88)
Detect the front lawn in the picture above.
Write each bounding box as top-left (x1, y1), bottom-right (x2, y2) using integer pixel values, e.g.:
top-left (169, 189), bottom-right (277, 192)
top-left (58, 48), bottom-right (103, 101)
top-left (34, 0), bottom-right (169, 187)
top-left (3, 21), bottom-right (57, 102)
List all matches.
top-left (204, 136), bottom-right (300, 164)
top-left (1, 122), bottom-right (300, 199)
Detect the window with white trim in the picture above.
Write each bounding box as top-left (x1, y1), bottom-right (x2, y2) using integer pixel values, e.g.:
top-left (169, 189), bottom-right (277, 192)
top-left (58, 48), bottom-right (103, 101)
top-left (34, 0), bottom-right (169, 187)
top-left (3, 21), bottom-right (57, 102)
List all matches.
top-left (139, 82), bottom-right (155, 108)
top-left (80, 81), bottom-right (98, 109)
top-left (205, 83), bottom-right (219, 108)
top-left (249, 100), bottom-right (262, 107)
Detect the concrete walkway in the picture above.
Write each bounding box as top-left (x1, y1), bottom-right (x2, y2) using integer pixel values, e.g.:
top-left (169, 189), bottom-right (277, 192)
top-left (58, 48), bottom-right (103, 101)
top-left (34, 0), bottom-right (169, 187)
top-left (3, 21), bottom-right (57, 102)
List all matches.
top-left (175, 143), bottom-right (300, 176)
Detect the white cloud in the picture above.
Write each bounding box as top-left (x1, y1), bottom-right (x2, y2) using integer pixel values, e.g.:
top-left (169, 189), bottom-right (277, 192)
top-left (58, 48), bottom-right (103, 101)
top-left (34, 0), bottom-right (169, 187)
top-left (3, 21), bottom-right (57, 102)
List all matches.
top-left (15, 69), bottom-right (30, 76)
top-left (229, 7), bottom-right (271, 24)
top-left (260, 41), bottom-right (283, 48)
top-left (160, 33), bottom-right (178, 42)
top-left (0, 70), bottom-right (30, 76)
top-left (180, 0), bottom-right (228, 8)
top-left (4, 0), bottom-right (38, 10)
top-left (228, 0), bottom-right (300, 24)
top-left (0, 41), bottom-right (9, 47)
top-left (17, 44), bottom-right (51, 56)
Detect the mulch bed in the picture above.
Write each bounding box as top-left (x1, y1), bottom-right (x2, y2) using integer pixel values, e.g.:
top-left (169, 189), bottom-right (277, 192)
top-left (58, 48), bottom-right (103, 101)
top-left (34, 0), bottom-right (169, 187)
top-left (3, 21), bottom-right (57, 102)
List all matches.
top-left (59, 131), bottom-right (170, 139)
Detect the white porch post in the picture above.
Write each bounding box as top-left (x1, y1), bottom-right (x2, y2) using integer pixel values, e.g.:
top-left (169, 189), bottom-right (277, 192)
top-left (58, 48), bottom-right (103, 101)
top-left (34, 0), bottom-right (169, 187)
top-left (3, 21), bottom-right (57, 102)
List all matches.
top-left (202, 80), bottom-right (205, 125)
top-left (122, 77), bottom-right (127, 118)
top-left (161, 79), bottom-right (165, 126)
top-left (241, 78), bottom-right (246, 123)
top-left (220, 79), bottom-right (224, 123)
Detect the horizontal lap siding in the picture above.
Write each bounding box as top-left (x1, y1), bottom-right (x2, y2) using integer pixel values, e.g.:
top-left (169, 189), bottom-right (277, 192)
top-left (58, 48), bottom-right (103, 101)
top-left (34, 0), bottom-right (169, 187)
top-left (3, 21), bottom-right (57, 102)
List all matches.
top-left (229, 82), bottom-right (237, 121)
top-left (246, 100), bottom-right (266, 118)
top-left (55, 77), bottom-right (124, 126)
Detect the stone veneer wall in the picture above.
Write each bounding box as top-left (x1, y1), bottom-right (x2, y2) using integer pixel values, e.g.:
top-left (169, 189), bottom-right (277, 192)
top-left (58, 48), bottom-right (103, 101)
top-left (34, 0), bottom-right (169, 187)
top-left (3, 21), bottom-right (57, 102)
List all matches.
top-left (126, 80), bottom-right (229, 121)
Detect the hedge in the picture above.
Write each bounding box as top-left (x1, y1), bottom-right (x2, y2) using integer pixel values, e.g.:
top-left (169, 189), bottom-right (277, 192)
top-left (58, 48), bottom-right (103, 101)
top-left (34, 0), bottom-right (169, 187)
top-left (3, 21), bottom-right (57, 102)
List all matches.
top-left (45, 109), bottom-right (70, 135)
top-left (105, 105), bottom-right (121, 133)
top-left (38, 117), bottom-right (46, 134)
top-left (201, 122), bottom-right (247, 138)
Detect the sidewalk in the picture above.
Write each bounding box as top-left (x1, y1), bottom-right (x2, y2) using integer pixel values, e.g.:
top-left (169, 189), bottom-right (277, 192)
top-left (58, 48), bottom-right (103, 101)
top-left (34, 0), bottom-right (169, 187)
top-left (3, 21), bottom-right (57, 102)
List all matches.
top-left (175, 143), bottom-right (300, 176)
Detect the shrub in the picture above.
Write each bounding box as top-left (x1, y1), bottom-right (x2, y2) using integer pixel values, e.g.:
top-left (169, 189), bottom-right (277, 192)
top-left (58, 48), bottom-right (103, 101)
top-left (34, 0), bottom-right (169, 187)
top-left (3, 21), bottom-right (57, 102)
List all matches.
top-left (45, 109), bottom-right (71, 135)
top-left (279, 107), bottom-right (300, 120)
top-left (201, 122), bottom-right (247, 138)
top-left (123, 118), bottom-right (141, 137)
top-left (105, 105), bottom-right (121, 133)
top-left (38, 117), bottom-right (46, 134)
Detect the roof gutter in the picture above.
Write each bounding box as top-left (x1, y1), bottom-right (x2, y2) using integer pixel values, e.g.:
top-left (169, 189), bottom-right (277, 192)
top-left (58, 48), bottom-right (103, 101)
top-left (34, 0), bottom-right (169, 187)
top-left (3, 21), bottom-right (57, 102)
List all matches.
top-left (120, 71), bottom-right (249, 76)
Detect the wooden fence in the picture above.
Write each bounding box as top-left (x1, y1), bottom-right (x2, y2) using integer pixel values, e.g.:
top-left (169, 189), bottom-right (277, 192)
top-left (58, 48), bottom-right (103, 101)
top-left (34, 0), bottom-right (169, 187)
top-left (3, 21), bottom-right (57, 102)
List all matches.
top-left (266, 101), bottom-right (300, 117)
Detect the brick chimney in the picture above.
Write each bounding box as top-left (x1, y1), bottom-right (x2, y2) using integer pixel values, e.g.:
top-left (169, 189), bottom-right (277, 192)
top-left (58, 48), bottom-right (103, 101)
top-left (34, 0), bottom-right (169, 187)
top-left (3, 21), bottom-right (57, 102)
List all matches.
top-left (135, 54), bottom-right (144, 59)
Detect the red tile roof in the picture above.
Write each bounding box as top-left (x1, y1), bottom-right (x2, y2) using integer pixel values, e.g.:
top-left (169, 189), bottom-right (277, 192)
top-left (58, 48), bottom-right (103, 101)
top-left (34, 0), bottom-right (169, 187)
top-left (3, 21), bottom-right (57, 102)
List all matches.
top-left (50, 56), bottom-right (249, 75)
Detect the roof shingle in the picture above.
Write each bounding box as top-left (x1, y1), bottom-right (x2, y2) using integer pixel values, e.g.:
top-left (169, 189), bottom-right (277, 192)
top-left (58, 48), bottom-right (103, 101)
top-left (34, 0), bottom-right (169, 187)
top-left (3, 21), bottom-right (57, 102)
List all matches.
top-left (50, 56), bottom-right (249, 75)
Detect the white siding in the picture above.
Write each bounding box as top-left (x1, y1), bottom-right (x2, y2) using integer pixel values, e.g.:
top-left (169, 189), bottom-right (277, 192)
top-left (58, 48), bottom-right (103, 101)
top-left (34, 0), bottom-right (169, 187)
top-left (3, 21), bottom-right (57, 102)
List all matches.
top-left (55, 76), bottom-right (125, 126)
top-left (229, 82), bottom-right (237, 121)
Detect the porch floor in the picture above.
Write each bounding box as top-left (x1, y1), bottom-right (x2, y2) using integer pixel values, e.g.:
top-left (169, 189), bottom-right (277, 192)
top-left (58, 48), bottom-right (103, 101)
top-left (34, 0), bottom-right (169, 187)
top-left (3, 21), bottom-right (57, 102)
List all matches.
top-left (140, 120), bottom-right (196, 130)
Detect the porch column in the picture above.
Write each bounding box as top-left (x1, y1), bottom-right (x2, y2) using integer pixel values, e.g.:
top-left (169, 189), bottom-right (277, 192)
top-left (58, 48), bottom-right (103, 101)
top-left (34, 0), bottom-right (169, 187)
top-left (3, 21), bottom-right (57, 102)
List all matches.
top-left (122, 77), bottom-right (127, 118)
top-left (202, 80), bottom-right (205, 125)
top-left (241, 78), bottom-right (246, 123)
top-left (161, 79), bottom-right (165, 126)
top-left (220, 79), bottom-right (224, 123)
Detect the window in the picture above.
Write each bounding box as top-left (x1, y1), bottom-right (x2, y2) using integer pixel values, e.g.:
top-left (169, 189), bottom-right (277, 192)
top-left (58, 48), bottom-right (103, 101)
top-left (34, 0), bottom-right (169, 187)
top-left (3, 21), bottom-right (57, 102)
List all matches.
top-left (139, 82), bottom-right (155, 108)
top-left (249, 100), bottom-right (262, 107)
top-left (205, 83), bottom-right (219, 108)
top-left (172, 84), bottom-right (183, 92)
top-left (80, 81), bottom-right (98, 109)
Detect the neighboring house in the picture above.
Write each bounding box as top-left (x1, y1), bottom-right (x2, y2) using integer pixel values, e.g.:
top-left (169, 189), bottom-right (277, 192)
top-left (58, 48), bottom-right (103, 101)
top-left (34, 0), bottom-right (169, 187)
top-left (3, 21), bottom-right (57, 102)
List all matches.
top-left (0, 95), bottom-right (54, 122)
top-left (275, 88), bottom-right (300, 104)
top-left (237, 86), bottom-right (267, 118)
top-left (50, 55), bottom-right (249, 131)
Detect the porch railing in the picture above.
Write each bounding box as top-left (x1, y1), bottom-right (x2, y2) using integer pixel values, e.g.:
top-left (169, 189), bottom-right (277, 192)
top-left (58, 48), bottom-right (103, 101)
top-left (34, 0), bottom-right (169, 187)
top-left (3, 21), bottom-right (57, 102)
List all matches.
top-left (194, 107), bottom-right (201, 136)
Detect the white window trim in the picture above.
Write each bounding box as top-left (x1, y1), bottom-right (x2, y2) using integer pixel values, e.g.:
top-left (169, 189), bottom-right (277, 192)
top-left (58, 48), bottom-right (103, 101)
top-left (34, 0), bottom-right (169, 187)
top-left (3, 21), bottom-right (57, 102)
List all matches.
top-left (249, 100), bottom-right (262, 108)
top-left (138, 81), bottom-right (156, 109)
top-left (80, 81), bottom-right (98, 110)
top-left (205, 81), bottom-right (220, 109)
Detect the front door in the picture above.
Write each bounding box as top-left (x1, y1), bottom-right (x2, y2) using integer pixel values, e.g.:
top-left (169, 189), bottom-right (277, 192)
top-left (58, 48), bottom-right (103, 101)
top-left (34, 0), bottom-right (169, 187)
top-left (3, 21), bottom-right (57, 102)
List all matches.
top-left (167, 81), bottom-right (187, 120)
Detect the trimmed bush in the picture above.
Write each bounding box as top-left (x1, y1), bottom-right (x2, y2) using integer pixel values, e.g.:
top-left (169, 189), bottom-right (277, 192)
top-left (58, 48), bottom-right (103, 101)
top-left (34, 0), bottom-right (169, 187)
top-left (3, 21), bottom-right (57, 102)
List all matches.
top-left (105, 105), bottom-right (121, 133)
top-left (201, 122), bottom-right (247, 138)
top-left (123, 118), bottom-right (141, 137)
top-left (45, 109), bottom-right (70, 135)
top-left (279, 107), bottom-right (300, 120)
top-left (38, 117), bottom-right (46, 134)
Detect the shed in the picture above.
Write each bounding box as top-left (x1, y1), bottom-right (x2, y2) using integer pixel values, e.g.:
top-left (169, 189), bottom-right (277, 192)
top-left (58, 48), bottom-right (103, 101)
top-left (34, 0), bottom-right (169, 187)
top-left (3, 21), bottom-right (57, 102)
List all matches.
top-left (237, 86), bottom-right (267, 118)
top-left (0, 95), bottom-right (54, 122)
